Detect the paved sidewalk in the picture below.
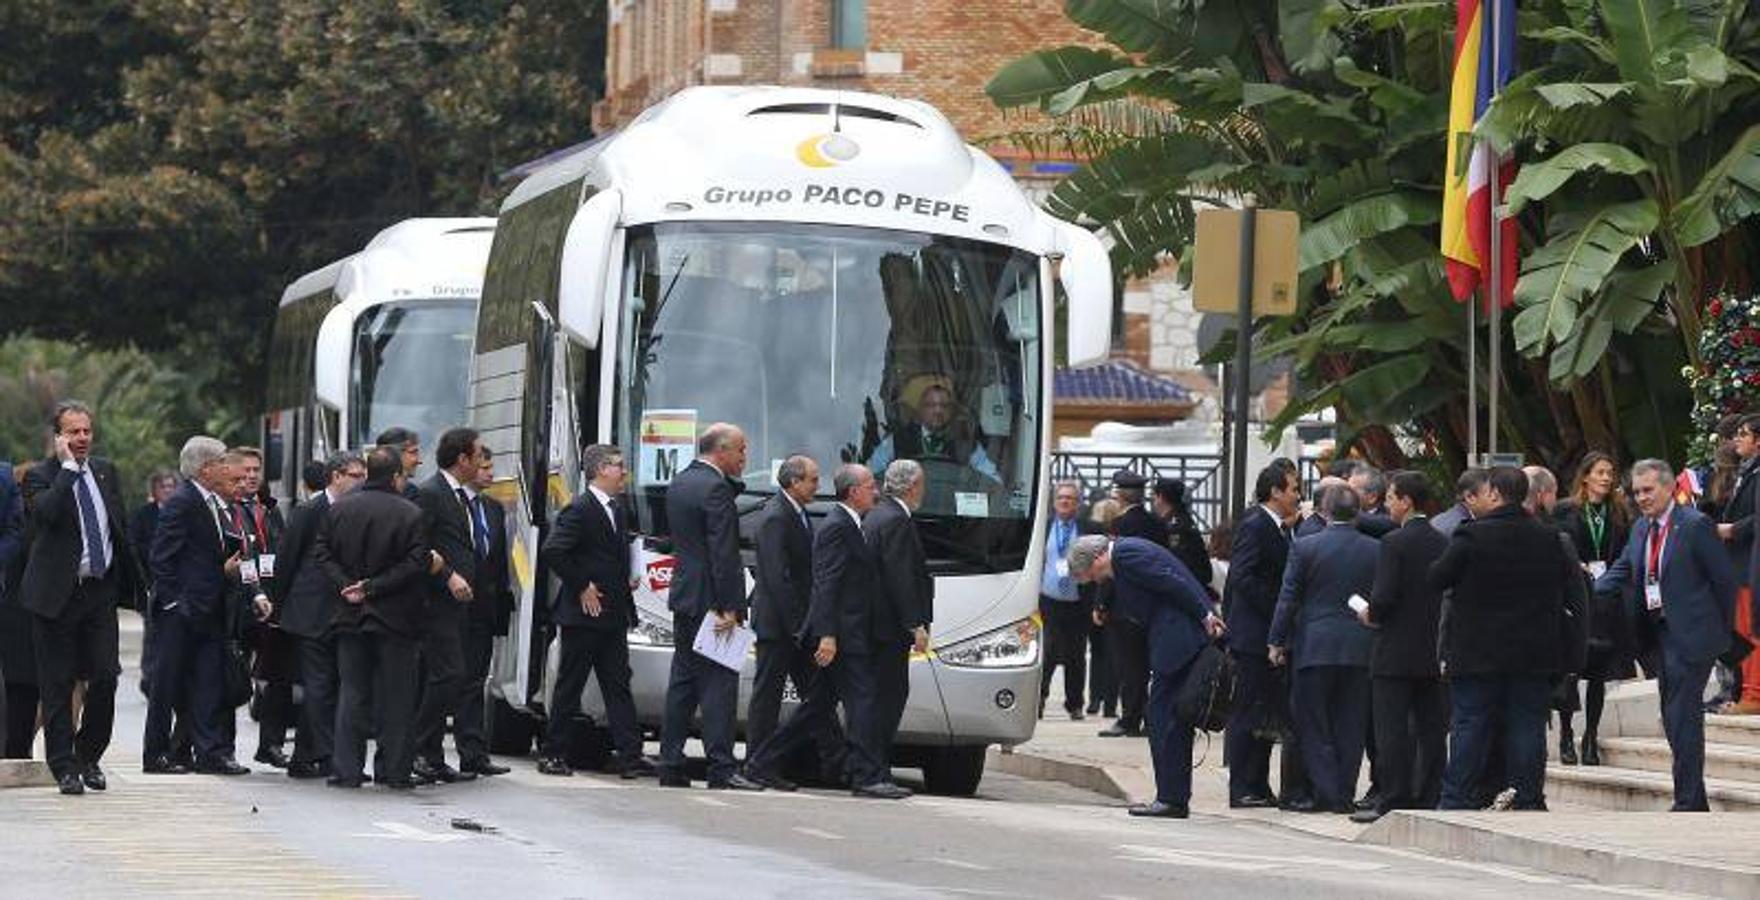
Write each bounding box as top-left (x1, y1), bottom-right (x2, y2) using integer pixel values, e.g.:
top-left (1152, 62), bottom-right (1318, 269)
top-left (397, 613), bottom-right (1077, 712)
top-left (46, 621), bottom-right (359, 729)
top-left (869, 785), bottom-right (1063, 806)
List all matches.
top-left (994, 704), bottom-right (1760, 897)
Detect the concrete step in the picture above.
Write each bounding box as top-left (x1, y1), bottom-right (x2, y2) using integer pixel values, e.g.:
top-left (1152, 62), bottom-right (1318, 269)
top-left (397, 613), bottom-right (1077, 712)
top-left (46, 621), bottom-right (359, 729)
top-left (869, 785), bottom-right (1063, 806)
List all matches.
top-left (1597, 736), bottom-right (1760, 783)
top-left (1544, 762), bottom-right (1760, 811)
top-left (1707, 712), bottom-right (1760, 746)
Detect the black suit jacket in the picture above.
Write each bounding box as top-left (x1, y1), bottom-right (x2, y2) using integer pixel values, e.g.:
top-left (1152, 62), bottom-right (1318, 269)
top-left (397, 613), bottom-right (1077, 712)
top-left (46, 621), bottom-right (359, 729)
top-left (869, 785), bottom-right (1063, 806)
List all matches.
top-left (149, 481), bottom-right (234, 634)
top-left (865, 497), bottom-right (933, 648)
top-left (276, 492), bottom-right (336, 639)
top-left (477, 498), bottom-right (514, 634)
top-left (664, 459), bottom-right (746, 618)
top-left (1166, 515), bottom-right (1213, 587)
top-left (1113, 504), bottom-right (1169, 547)
top-left (541, 490), bottom-right (635, 631)
top-left (752, 493), bottom-right (813, 642)
top-left (315, 483), bottom-right (429, 638)
top-left (1430, 504), bottom-right (1571, 676)
top-left (18, 456), bottom-right (140, 619)
top-left (1223, 505), bottom-right (1291, 655)
top-left (415, 472), bottom-right (480, 623)
top-left (1720, 458), bottom-right (1759, 586)
top-left (1366, 517), bottom-right (1450, 677)
top-left (803, 507), bottom-right (882, 654)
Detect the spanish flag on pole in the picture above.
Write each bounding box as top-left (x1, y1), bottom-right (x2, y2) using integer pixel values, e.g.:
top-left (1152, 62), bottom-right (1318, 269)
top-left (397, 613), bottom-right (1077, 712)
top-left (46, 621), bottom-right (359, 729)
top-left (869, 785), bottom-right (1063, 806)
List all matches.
top-left (1442, 0), bottom-right (1518, 310)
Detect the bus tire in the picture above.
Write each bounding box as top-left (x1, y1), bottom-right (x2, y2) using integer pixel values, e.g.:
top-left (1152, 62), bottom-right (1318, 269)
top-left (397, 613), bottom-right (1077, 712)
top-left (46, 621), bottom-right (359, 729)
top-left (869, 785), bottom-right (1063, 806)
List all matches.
top-left (486, 696), bottom-right (536, 756)
top-left (922, 745), bottom-right (986, 796)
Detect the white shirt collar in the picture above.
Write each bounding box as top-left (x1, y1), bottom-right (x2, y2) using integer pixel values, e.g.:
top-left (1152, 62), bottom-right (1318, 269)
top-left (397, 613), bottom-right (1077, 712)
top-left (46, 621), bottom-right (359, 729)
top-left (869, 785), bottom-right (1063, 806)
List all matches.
top-left (783, 492), bottom-right (805, 515)
top-left (1654, 502), bottom-right (1676, 529)
top-left (892, 496), bottom-right (911, 516)
top-left (838, 503), bottom-right (863, 529)
top-left (324, 486), bottom-right (344, 505)
top-left (588, 484), bottom-right (614, 506)
top-left (442, 469), bottom-right (475, 500)
top-left (699, 457), bottom-right (728, 479)
top-left (194, 481), bottom-right (221, 504)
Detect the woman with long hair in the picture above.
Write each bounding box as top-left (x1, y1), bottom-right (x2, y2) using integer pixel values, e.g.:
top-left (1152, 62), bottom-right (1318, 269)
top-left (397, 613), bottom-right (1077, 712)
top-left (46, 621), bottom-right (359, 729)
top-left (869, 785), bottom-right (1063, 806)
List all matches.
top-left (1551, 451), bottom-right (1636, 765)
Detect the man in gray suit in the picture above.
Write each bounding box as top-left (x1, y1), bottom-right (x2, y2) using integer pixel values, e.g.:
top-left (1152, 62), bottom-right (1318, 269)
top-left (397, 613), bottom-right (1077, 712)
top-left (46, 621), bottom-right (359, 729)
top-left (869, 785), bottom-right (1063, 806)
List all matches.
top-left (1432, 468), bottom-right (1490, 537)
top-left (1269, 484), bottom-right (1379, 813)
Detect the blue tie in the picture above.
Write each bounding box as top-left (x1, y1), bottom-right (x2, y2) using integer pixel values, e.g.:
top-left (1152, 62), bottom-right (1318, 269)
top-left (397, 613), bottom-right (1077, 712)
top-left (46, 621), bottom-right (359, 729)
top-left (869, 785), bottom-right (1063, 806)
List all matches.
top-left (472, 497), bottom-right (490, 559)
top-left (74, 472), bottom-right (108, 577)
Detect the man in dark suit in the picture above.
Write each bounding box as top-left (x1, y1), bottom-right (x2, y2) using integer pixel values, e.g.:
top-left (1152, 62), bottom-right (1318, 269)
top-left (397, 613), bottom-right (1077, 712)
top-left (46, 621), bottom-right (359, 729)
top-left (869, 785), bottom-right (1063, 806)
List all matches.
top-left (0, 460), bottom-right (23, 754)
top-left (1351, 471), bottom-right (1450, 822)
top-left (411, 427), bottom-right (488, 784)
top-left (1431, 468), bottom-right (1489, 537)
top-left (1223, 461), bottom-right (1301, 808)
top-left (275, 451), bottom-right (364, 779)
top-left (746, 464), bottom-right (906, 798)
top-left (315, 445), bottom-right (430, 789)
top-left (457, 449), bottom-right (514, 777)
top-left (658, 423), bottom-right (764, 791)
top-left (1597, 459), bottom-right (1737, 810)
top-left (1715, 415), bottom-right (1759, 715)
top-left (1040, 482), bottom-right (1098, 719)
top-left (1431, 466), bottom-right (1574, 810)
top-left (129, 470), bottom-right (177, 585)
top-left (1268, 484), bottom-right (1378, 814)
top-left (1070, 533), bottom-right (1226, 819)
top-left (1097, 469), bottom-right (1167, 737)
top-left (747, 455), bottom-right (843, 772)
top-left (867, 460), bottom-right (933, 773)
top-left (375, 427), bottom-right (425, 502)
top-left (536, 444), bottom-right (648, 778)
top-left (19, 402), bottom-right (144, 794)
top-left (145, 437), bottom-right (268, 779)
top-left (1350, 465), bottom-right (1399, 539)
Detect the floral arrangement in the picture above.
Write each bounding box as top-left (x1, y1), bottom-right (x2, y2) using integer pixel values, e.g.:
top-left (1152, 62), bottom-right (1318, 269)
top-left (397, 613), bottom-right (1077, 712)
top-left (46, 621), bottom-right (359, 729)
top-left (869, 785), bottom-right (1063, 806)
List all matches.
top-left (1687, 293), bottom-right (1760, 465)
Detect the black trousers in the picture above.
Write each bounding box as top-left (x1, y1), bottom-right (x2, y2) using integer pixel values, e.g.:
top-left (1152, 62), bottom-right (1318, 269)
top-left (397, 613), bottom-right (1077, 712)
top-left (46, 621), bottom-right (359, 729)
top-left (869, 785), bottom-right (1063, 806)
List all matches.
top-left (454, 618), bottom-right (495, 765)
top-left (659, 612), bottom-right (740, 784)
top-left (1088, 620), bottom-right (1115, 711)
top-left (253, 627), bottom-right (299, 755)
top-left (1292, 665), bottom-right (1371, 809)
top-left (748, 637), bottom-right (843, 765)
top-left (1224, 651), bottom-right (1276, 801)
top-left (3, 682), bottom-right (37, 758)
top-left (334, 628), bottom-right (420, 783)
top-left (748, 650), bottom-right (887, 787)
top-left (141, 609), bottom-right (226, 765)
top-left (1110, 617), bottom-right (1149, 729)
top-left (1370, 674), bottom-right (1448, 812)
top-left (33, 584), bottom-right (120, 778)
top-left (1039, 598), bottom-right (1089, 713)
top-left (543, 625), bottom-right (641, 761)
top-left (876, 645), bottom-right (910, 768)
top-left (294, 632), bottom-right (340, 766)
top-left (415, 610), bottom-right (465, 766)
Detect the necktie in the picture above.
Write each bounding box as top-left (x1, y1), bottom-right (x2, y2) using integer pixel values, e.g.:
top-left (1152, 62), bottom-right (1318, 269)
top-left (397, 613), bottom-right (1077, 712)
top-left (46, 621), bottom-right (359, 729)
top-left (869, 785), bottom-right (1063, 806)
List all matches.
top-left (206, 494), bottom-right (227, 545)
top-left (73, 471), bottom-right (108, 577)
top-left (459, 489), bottom-right (489, 558)
top-left (800, 508), bottom-right (810, 533)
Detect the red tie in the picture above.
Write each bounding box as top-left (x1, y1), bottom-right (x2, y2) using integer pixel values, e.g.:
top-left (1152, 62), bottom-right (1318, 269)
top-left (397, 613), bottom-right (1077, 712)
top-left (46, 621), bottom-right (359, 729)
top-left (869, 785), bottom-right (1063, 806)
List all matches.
top-left (1646, 517), bottom-right (1668, 581)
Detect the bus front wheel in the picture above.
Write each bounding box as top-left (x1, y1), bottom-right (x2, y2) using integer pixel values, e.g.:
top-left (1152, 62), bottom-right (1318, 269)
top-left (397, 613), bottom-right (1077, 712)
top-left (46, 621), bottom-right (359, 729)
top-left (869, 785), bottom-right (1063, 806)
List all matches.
top-left (922, 745), bottom-right (987, 796)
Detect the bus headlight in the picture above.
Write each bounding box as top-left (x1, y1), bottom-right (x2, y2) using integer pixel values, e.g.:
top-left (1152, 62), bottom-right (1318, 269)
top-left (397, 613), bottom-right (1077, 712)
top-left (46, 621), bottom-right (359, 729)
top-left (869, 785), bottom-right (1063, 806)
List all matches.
top-left (626, 606), bottom-right (674, 646)
top-left (937, 617), bottom-right (1040, 669)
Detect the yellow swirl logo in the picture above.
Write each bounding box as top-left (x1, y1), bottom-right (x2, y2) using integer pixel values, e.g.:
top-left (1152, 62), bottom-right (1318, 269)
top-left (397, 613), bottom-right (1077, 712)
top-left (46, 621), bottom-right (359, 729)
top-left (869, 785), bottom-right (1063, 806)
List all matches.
top-left (795, 133), bottom-right (861, 168)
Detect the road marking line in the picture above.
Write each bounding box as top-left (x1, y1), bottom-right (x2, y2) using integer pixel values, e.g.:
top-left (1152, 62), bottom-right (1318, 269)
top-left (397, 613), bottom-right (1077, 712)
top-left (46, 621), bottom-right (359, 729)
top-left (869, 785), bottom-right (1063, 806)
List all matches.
top-left (931, 858), bottom-right (992, 871)
top-left (1117, 844), bottom-right (1387, 872)
top-left (1570, 885), bottom-right (1716, 899)
top-left (350, 821), bottom-right (471, 843)
top-left (688, 796), bottom-right (733, 808)
top-left (1115, 853), bottom-right (1271, 872)
top-left (793, 826), bottom-right (845, 840)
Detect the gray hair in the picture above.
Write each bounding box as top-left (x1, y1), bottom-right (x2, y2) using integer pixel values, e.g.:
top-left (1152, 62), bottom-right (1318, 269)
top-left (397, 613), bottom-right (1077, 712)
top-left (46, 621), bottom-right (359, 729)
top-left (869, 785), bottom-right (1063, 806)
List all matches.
top-left (1631, 458), bottom-right (1674, 485)
top-left (1318, 483), bottom-right (1361, 521)
top-left (1524, 465), bottom-right (1557, 497)
top-left (882, 459), bottom-right (924, 497)
top-left (697, 422), bottom-right (743, 455)
top-left (832, 463), bottom-right (871, 501)
top-left (1067, 534), bottom-right (1111, 579)
top-left (1351, 465), bottom-right (1385, 499)
top-left (776, 454), bottom-right (815, 489)
top-left (178, 436), bottom-right (228, 479)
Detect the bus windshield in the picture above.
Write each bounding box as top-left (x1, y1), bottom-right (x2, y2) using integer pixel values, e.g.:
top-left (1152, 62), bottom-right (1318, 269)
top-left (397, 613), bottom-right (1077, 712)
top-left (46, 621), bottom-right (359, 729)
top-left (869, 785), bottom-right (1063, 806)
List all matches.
top-left (615, 221), bottom-right (1044, 573)
top-left (350, 299), bottom-right (477, 456)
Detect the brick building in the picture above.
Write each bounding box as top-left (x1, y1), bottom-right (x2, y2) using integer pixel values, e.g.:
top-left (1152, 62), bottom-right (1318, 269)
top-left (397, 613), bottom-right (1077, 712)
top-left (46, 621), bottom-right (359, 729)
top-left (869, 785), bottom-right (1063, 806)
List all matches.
top-left (593, 0), bottom-right (1214, 418)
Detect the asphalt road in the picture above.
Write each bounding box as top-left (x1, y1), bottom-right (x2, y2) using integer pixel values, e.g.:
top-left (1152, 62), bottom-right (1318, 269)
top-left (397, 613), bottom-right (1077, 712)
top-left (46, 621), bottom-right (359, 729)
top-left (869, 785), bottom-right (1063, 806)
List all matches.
top-left (2, 679), bottom-right (1706, 900)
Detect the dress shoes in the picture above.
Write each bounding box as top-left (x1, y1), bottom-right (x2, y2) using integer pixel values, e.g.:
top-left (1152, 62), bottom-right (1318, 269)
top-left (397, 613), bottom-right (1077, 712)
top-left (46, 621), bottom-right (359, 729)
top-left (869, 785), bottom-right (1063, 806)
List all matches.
top-left (1349, 808), bottom-right (1387, 824)
top-left (658, 772), bottom-right (692, 788)
top-left (378, 778), bottom-right (418, 791)
top-left (1068, 709), bottom-right (1086, 722)
top-left (414, 760), bottom-right (475, 783)
top-left (1354, 791), bottom-right (1381, 811)
top-left (1228, 794), bottom-right (1277, 809)
top-left (1127, 801), bottom-right (1189, 818)
top-left (852, 782), bottom-right (912, 800)
top-left (195, 757), bottom-right (251, 776)
top-left (326, 776), bottom-right (364, 789)
top-left (1280, 797), bottom-right (1321, 813)
top-left (536, 757), bottom-right (574, 777)
top-left (708, 773), bottom-right (767, 792)
top-left (1329, 802), bottom-right (1357, 815)
top-left (254, 746), bottom-right (291, 769)
top-left (287, 760), bottom-right (330, 780)
top-left (1085, 702), bottom-right (1100, 715)
top-left (462, 758), bottom-right (512, 777)
top-left (1097, 722), bottom-right (1141, 738)
top-left (1558, 735), bottom-right (1579, 765)
top-left (57, 773), bottom-right (85, 796)
top-left (143, 755), bottom-right (189, 775)
top-left (1581, 735), bottom-right (1602, 766)
top-left (744, 770), bottom-right (798, 792)
top-left (618, 758), bottom-right (658, 780)
top-left (82, 766), bottom-right (107, 792)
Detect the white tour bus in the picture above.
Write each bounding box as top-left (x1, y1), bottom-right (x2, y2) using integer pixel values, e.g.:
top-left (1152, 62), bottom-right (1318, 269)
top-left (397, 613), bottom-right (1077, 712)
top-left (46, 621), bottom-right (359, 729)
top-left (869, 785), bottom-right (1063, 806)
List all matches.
top-left (471, 86), bottom-right (1112, 795)
top-left (262, 218), bottom-right (496, 500)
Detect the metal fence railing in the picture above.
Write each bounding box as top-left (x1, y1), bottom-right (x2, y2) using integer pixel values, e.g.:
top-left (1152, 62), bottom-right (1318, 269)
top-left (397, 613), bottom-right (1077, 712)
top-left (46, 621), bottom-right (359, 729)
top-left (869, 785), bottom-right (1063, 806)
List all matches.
top-left (1049, 452), bottom-right (1331, 535)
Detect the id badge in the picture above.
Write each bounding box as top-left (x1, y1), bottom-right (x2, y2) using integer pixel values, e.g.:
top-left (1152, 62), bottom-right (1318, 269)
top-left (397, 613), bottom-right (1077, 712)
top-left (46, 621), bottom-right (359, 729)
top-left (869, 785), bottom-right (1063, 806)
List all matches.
top-left (1586, 561), bottom-right (1607, 579)
top-left (1055, 559), bottom-right (1070, 579)
top-left (1644, 581), bottom-right (1663, 611)
top-left (258, 553), bottom-right (277, 579)
top-left (240, 559), bottom-right (259, 583)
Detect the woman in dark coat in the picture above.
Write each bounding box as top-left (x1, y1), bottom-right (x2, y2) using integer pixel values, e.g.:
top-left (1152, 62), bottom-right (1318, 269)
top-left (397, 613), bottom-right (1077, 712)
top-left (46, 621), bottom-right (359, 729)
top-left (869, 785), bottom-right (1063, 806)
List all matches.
top-left (1551, 450), bottom-right (1635, 766)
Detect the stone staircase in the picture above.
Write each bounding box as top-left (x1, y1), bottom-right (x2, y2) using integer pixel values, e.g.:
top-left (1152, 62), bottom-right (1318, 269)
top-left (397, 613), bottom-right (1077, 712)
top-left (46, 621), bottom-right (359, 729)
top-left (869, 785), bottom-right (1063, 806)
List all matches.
top-left (1546, 680), bottom-right (1760, 810)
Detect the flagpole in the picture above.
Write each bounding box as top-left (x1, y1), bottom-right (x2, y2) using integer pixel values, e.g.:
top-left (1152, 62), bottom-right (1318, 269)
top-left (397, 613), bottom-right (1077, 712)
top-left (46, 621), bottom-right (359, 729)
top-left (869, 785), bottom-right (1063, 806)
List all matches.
top-left (1468, 293), bottom-right (1478, 460)
top-left (1487, 0), bottom-right (1503, 459)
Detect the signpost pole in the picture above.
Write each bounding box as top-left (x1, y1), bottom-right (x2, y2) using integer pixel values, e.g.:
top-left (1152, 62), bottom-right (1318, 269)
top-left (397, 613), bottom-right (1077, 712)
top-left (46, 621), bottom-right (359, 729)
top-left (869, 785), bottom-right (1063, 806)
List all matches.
top-left (1230, 206), bottom-right (1257, 517)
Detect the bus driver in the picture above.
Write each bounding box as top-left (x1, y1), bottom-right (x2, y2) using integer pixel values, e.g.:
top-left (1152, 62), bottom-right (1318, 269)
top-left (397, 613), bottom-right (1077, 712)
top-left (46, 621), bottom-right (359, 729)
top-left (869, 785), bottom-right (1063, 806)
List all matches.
top-left (867, 378), bottom-right (1001, 485)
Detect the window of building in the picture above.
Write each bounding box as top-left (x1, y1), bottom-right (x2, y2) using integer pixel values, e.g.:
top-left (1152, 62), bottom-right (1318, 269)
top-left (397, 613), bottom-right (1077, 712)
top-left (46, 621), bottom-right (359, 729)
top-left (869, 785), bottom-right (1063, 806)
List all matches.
top-left (832, 0), bottom-right (867, 48)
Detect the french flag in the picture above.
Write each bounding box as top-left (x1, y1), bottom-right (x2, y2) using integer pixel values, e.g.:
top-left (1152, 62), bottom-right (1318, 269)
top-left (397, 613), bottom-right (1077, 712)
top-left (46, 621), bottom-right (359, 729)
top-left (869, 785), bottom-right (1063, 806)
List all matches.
top-left (1441, 0), bottom-right (1518, 311)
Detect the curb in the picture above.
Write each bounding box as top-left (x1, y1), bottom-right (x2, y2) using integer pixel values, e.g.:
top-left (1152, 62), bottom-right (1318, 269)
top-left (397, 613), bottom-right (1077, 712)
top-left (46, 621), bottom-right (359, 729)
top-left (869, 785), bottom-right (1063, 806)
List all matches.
top-left (1361, 811), bottom-right (1760, 899)
top-left (0, 759), bottom-right (55, 789)
top-left (987, 746), bottom-right (1150, 804)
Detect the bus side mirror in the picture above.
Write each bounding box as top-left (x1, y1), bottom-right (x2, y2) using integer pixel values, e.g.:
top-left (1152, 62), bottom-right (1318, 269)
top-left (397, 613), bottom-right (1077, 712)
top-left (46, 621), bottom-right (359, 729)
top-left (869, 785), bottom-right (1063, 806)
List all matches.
top-left (1051, 218), bottom-right (1113, 367)
top-left (558, 188), bottom-right (623, 348)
